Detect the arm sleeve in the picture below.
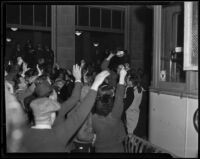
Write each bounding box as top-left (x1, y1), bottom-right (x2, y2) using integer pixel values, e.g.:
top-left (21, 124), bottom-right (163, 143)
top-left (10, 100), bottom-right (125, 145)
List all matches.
top-left (111, 84), bottom-right (126, 119)
top-left (53, 82), bottom-right (82, 125)
top-left (126, 89), bottom-right (143, 134)
top-left (53, 89), bottom-right (97, 144)
top-left (101, 59), bottom-right (110, 71)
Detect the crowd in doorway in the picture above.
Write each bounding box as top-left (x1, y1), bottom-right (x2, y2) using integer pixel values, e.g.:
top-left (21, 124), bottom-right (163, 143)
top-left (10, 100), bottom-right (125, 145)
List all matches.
top-left (5, 43), bottom-right (147, 153)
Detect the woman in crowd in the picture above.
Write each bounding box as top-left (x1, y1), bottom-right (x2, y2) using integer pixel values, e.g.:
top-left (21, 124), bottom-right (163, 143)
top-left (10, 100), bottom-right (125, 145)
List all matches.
top-left (91, 65), bottom-right (127, 152)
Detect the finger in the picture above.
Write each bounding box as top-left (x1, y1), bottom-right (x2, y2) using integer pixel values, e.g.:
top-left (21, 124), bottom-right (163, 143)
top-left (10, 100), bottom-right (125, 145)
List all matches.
top-left (73, 65), bottom-right (75, 71)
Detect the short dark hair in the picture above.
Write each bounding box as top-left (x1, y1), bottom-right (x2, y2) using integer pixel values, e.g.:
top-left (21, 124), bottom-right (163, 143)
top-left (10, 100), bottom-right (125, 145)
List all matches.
top-left (95, 84), bottom-right (115, 117)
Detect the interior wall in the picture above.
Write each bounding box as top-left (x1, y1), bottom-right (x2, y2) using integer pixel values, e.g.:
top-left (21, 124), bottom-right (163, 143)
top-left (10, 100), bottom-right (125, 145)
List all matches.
top-left (149, 92), bottom-right (198, 157)
top-left (129, 6), bottom-right (153, 80)
top-left (52, 5), bottom-right (75, 69)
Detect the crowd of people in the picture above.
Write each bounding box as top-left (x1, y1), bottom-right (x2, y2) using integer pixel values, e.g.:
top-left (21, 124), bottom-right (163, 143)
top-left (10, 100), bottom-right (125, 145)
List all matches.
top-left (5, 43), bottom-right (145, 153)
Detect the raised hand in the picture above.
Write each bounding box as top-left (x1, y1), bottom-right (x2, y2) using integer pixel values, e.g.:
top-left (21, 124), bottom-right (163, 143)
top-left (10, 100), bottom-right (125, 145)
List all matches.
top-left (91, 70), bottom-right (110, 91)
top-left (119, 65), bottom-right (127, 85)
top-left (36, 64), bottom-right (43, 76)
top-left (106, 51), bottom-right (115, 61)
top-left (72, 64), bottom-right (82, 82)
top-left (116, 50), bottom-right (125, 57)
top-left (124, 63), bottom-right (130, 71)
top-left (80, 59), bottom-right (86, 69)
top-left (47, 76), bottom-right (52, 85)
top-left (17, 57), bottom-right (23, 65)
top-left (22, 62), bottom-right (30, 74)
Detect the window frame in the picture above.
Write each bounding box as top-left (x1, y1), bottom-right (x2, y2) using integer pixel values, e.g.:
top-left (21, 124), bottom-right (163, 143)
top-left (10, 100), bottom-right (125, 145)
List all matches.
top-left (150, 5), bottom-right (198, 99)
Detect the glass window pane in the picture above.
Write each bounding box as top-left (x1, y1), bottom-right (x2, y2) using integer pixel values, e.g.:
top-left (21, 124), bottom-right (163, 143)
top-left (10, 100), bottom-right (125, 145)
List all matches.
top-left (6, 5), bottom-right (20, 24)
top-left (90, 7), bottom-right (100, 27)
top-left (161, 5), bottom-right (185, 83)
top-left (101, 9), bottom-right (111, 28)
top-left (21, 5), bottom-right (33, 25)
top-left (34, 5), bottom-right (46, 26)
top-left (47, 5), bottom-right (51, 27)
top-left (112, 10), bottom-right (121, 29)
top-left (78, 6), bottom-right (89, 26)
top-left (75, 5), bottom-right (77, 25)
top-left (122, 11), bottom-right (125, 30)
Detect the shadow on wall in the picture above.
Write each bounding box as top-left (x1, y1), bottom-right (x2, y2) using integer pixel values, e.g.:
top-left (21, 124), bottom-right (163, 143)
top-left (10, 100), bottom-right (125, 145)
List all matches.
top-left (133, 6), bottom-right (153, 140)
top-left (134, 6), bottom-right (153, 86)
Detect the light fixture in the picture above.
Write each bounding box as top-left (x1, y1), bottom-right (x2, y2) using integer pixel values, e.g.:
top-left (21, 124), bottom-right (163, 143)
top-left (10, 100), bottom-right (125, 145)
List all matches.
top-left (6, 38), bottom-right (12, 42)
top-left (10, 27), bottom-right (18, 31)
top-left (93, 42), bottom-right (99, 47)
top-left (75, 31), bottom-right (82, 36)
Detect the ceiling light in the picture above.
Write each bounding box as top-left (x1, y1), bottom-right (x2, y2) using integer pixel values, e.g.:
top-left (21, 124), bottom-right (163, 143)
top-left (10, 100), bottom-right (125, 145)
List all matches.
top-left (6, 38), bottom-right (12, 42)
top-left (10, 27), bottom-right (18, 31)
top-left (93, 42), bottom-right (99, 47)
top-left (75, 31), bottom-right (82, 36)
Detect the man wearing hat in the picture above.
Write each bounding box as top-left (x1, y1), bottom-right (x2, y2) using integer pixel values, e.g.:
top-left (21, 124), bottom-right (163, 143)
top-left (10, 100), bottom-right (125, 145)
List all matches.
top-left (20, 64), bottom-right (110, 152)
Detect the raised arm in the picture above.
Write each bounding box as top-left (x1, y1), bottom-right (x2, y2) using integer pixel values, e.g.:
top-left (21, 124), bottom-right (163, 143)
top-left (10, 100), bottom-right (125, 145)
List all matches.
top-left (53, 64), bottom-right (83, 125)
top-left (54, 70), bottom-right (110, 144)
top-left (101, 52), bottom-right (115, 70)
top-left (126, 87), bottom-right (143, 134)
top-left (111, 66), bottom-right (127, 119)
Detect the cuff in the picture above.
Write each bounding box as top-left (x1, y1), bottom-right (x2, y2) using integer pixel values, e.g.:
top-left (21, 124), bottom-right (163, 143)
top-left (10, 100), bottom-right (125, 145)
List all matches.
top-left (75, 79), bottom-right (82, 83)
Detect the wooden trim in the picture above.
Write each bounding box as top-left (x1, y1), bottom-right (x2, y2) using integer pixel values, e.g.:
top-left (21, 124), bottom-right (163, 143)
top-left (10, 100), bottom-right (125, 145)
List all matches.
top-left (51, 5), bottom-right (57, 63)
top-left (124, 6), bottom-right (130, 52)
top-left (75, 26), bottom-right (124, 34)
top-left (88, 7), bottom-right (90, 27)
top-left (19, 5), bottom-right (21, 25)
top-left (86, 5), bottom-right (126, 11)
top-left (46, 5), bottom-right (48, 27)
top-left (151, 5), bottom-right (197, 97)
top-left (152, 6), bottom-right (162, 88)
top-left (120, 10), bottom-right (123, 31)
top-left (159, 81), bottom-right (186, 91)
top-left (149, 87), bottom-right (198, 99)
top-left (187, 71), bottom-right (198, 95)
top-left (100, 8), bottom-right (102, 28)
top-left (77, 5), bottom-right (79, 26)
top-left (111, 9), bottom-right (113, 29)
top-left (6, 24), bottom-right (51, 31)
top-left (33, 5), bottom-right (35, 26)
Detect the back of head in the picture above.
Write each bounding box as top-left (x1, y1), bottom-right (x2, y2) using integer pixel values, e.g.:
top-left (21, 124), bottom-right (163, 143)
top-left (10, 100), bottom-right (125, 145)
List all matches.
top-left (95, 84), bottom-right (115, 117)
top-left (30, 97), bottom-right (60, 121)
top-left (34, 76), bottom-right (53, 98)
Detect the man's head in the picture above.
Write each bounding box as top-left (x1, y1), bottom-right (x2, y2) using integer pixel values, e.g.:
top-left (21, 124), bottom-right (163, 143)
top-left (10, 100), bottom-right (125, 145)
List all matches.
top-left (34, 76), bottom-right (53, 98)
top-left (30, 97), bottom-right (60, 126)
